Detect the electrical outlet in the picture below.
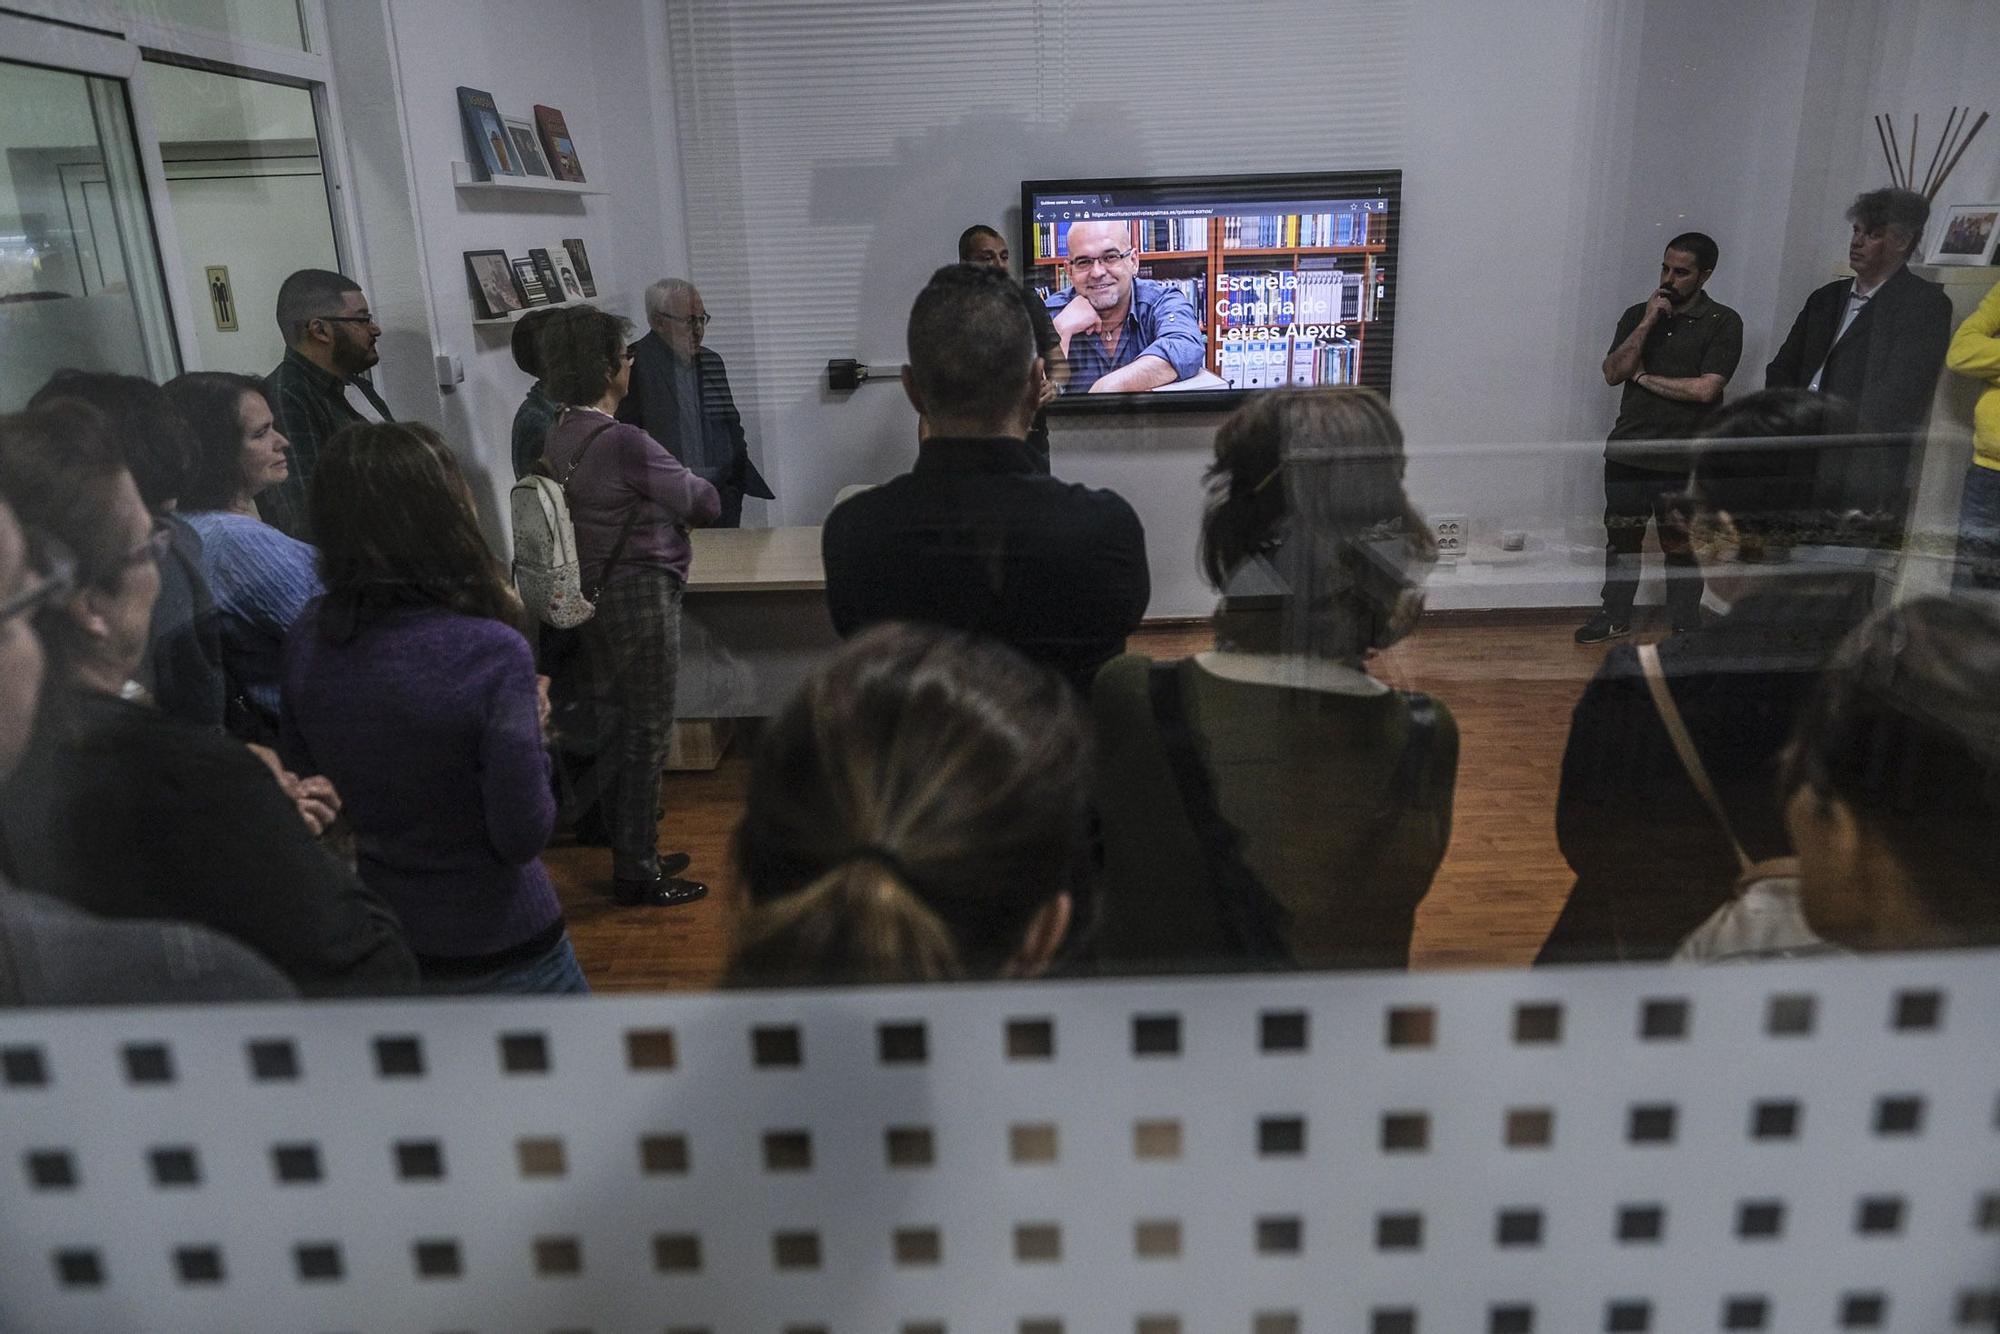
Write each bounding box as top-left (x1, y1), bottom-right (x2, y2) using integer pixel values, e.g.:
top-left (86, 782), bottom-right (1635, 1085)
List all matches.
top-left (1433, 514), bottom-right (1468, 561)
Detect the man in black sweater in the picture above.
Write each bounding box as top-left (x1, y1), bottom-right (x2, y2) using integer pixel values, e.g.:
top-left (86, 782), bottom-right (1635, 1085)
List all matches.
top-left (822, 264), bottom-right (1149, 691)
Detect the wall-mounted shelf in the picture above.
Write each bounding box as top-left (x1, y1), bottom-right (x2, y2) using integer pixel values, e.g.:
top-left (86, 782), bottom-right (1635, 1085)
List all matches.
top-left (471, 293), bottom-right (622, 328)
top-left (452, 161), bottom-right (605, 197)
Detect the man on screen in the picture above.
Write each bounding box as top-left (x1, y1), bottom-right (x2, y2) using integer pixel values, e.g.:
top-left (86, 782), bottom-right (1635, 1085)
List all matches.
top-left (1046, 219), bottom-right (1204, 394)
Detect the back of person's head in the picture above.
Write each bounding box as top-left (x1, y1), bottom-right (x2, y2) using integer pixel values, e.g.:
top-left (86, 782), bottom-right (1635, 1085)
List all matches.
top-left (0, 403), bottom-right (138, 674)
top-left (537, 305), bottom-right (630, 407)
top-left (728, 623), bottom-right (1091, 986)
top-left (957, 224), bottom-right (1004, 262)
top-left (1780, 597), bottom-right (2000, 949)
top-left (512, 306), bottom-right (562, 378)
top-left (1846, 187), bottom-right (1930, 258)
top-left (1665, 230), bottom-right (1719, 273)
top-left (0, 497), bottom-right (47, 777)
top-left (1691, 388), bottom-right (1854, 557)
top-left (162, 371), bottom-right (270, 512)
top-left (1200, 387), bottom-right (1434, 661)
top-left (905, 263), bottom-right (1036, 430)
top-left (275, 268), bottom-right (362, 346)
top-left (309, 421), bottom-right (526, 642)
top-left (26, 369), bottom-right (195, 512)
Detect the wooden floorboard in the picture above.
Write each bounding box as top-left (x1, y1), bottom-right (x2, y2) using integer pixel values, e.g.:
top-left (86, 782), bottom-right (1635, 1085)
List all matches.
top-left (552, 612), bottom-right (1651, 991)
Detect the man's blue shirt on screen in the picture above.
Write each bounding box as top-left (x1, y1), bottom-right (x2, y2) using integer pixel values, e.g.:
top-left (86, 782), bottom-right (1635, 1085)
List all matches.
top-left (1045, 278), bottom-right (1205, 393)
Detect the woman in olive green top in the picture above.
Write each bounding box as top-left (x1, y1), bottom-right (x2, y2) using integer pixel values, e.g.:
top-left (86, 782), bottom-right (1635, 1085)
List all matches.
top-left (1091, 388), bottom-right (1457, 971)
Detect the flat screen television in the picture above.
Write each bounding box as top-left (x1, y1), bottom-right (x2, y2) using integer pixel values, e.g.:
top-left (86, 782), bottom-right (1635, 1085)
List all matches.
top-left (1021, 169), bottom-right (1400, 413)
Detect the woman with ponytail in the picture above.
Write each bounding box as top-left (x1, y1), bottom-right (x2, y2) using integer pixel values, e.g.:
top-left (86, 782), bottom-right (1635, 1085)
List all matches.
top-left (726, 623), bottom-right (1090, 987)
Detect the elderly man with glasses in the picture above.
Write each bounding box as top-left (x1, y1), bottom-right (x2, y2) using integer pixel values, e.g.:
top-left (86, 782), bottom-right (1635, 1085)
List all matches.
top-left (617, 278), bottom-right (774, 528)
top-left (1046, 219), bottom-right (1205, 394)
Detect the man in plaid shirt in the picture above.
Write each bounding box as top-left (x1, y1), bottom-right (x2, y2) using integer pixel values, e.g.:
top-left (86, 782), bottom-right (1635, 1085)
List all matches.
top-left (259, 269), bottom-right (393, 539)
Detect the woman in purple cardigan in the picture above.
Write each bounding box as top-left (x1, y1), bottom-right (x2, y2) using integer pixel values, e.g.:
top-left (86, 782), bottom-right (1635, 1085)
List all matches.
top-left (280, 421), bottom-right (584, 994)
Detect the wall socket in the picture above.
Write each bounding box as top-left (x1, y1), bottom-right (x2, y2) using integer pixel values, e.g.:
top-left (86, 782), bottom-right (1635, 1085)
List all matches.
top-left (1433, 514), bottom-right (1469, 561)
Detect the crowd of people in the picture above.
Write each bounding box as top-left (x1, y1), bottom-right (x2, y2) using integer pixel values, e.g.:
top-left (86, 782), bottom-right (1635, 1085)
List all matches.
top-left (1, 184), bottom-right (1998, 1005)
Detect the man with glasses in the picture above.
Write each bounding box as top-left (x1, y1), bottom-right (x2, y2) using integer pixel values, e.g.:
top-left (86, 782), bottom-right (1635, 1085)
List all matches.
top-left (260, 269), bottom-right (394, 540)
top-left (618, 278), bottom-right (773, 528)
top-left (1045, 219), bottom-right (1204, 394)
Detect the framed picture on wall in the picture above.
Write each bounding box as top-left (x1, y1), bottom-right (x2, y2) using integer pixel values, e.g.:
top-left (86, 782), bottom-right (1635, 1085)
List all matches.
top-left (1928, 202), bottom-right (2000, 266)
top-left (504, 117), bottom-right (552, 178)
top-left (464, 249), bottom-right (522, 318)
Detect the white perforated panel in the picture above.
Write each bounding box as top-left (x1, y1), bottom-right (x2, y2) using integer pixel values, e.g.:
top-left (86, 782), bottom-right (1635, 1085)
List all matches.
top-left (3, 955), bottom-right (1997, 1332)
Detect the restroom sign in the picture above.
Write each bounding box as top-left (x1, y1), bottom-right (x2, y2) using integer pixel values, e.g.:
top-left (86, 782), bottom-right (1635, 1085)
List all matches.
top-left (206, 265), bottom-right (237, 331)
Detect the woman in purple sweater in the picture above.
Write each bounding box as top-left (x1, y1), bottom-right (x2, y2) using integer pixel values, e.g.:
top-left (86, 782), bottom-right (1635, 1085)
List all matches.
top-left (280, 421), bottom-right (584, 994)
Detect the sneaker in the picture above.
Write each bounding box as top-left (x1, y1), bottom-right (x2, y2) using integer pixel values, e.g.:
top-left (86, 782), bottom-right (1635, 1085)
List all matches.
top-left (1574, 611), bottom-right (1631, 645)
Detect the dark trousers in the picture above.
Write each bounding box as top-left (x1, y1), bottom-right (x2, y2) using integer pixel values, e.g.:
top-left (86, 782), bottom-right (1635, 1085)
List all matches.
top-left (581, 569), bottom-right (682, 881)
top-left (1600, 457), bottom-right (1702, 623)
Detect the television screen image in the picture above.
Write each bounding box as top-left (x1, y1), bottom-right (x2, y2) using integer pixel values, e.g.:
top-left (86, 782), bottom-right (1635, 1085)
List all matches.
top-left (1022, 170), bottom-right (1400, 411)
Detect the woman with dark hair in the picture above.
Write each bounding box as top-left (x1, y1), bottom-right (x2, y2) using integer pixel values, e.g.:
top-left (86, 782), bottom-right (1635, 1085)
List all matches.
top-left (1090, 387), bottom-right (1458, 971)
top-left (281, 421), bottom-right (584, 993)
top-left (728, 623), bottom-right (1088, 986)
top-left (537, 305), bottom-right (720, 906)
top-left (0, 402), bottom-right (415, 996)
top-left (162, 371), bottom-right (320, 738)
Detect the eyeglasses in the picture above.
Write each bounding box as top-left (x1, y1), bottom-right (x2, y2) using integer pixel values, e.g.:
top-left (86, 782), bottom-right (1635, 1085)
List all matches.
top-left (316, 314), bottom-right (377, 327)
top-left (1067, 249), bottom-right (1134, 273)
top-left (0, 539), bottom-right (77, 626)
top-left (662, 313), bottom-right (711, 329)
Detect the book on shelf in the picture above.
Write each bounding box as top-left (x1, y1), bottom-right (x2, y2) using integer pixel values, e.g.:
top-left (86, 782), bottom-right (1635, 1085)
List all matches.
top-left (545, 242), bottom-right (586, 302)
top-left (511, 256), bottom-right (549, 306)
top-left (560, 238), bottom-right (597, 297)
top-left (533, 105), bottom-right (586, 183)
top-left (527, 248), bottom-right (567, 304)
top-left (456, 87), bottom-right (519, 180)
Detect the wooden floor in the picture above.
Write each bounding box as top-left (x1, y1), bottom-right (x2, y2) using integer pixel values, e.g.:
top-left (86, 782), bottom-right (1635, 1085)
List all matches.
top-left (550, 611), bottom-right (1641, 992)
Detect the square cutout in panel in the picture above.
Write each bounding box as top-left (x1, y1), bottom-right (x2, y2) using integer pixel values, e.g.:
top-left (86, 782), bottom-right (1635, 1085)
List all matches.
top-left (499, 1031), bottom-right (550, 1075)
top-left (293, 1242), bottom-right (343, 1282)
top-left (1010, 1122), bottom-right (1058, 1164)
top-left (1006, 1017), bottom-right (1055, 1060)
top-left (1260, 1009), bottom-right (1309, 1052)
top-left (1134, 1218), bottom-right (1181, 1258)
top-left (533, 1235), bottom-right (583, 1276)
top-left (149, 1146), bottom-right (201, 1188)
top-left (1381, 1111), bottom-right (1429, 1153)
top-left (1496, 1207), bottom-right (1543, 1247)
top-left (174, 1244), bottom-right (223, 1285)
top-left (625, 1029), bottom-right (677, 1071)
top-left (1751, 1099), bottom-right (1800, 1140)
top-left (886, 1126), bottom-right (935, 1168)
top-left (1977, 1193), bottom-right (2000, 1232)
top-left (53, 1248), bottom-right (103, 1288)
top-left (1258, 1116), bottom-right (1306, 1157)
top-left (1489, 1305), bottom-right (1534, 1333)
top-left (1626, 1103), bottom-right (1676, 1144)
top-left (1605, 1299), bottom-right (1650, 1332)
top-left (752, 1025), bottom-right (803, 1068)
top-left (1254, 1315), bottom-right (1301, 1334)
top-left (1735, 1200), bottom-right (1784, 1239)
top-left (413, 1239), bottom-right (462, 1279)
top-left (1133, 1119), bottom-right (1182, 1160)
top-left (1721, 1296), bottom-right (1768, 1329)
top-left (1639, 997), bottom-right (1689, 1040)
top-left (2, 1045), bottom-right (48, 1087)
top-left (1891, 989), bottom-right (1943, 1031)
top-left (1854, 1195), bottom-right (1904, 1235)
top-left (903, 1324), bottom-right (947, 1334)
top-left (1255, 1215), bottom-right (1302, 1255)
top-left (394, 1139), bottom-right (444, 1181)
top-left (26, 1148), bottom-right (76, 1190)
top-left (1371, 1313), bottom-right (1416, 1334)
top-left (878, 1022), bottom-right (928, 1065)
top-left (1020, 1322), bottom-right (1063, 1334)
top-left (893, 1226), bottom-right (942, 1266)
top-left (653, 1233), bottom-right (702, 1273)
top-left (1512, 1002), bottom-right (1562, 1045)
top-left (1376, 1212), bottom-right (1423, 1251)
top-left (763, 1130), bottom-right (813, 1172)
top-left (1505, 1107), bottom-right (1553, 1148)
top-left (640, 1133), bottom-right (689, 1175)
top-left (1385, 1006), bottom-right (1434, 1049)
top-left (1132, 1013), bottom-right (1181, 1057)
top-left (1765, 994), bottom-right (1815, 1037)
top-left (1136, 1319), bottom-right (1181, 1334)
top-left (1838, 1292), bottom-right (1887, 1328)
top-left (271, 1142), bottom-right (323, 1184)
top-left (246, 1038), bottom-right (299, 1082)
top-left (1957, 1290), bottom-right (2000, 1325)
top-left (1014, 1223), bottom-right (1061, 1263)
top-left (1873, 1094), bottom-right (1924, 1136)
top-left (373, 1035), bottom-right (424, 1079)
top-left (517, 1136), bottom-right (567, 1178)
top-left (772, 1230), bottom-right (821, 1270)
top-left (1616, 1203), bottom-right (1665, 1243)
top-left (122, 1041), bottom-right (174, 1085)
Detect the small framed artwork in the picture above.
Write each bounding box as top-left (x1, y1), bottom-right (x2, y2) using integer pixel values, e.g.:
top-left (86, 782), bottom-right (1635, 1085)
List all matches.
top-left (512, 256), bottom-right (551, 306)
top-left (504, 116), bottom-right (552, 178)
top-left (1927, 202), bottom-right (2000, 266)
top-left (465, 249), bottom-right (522, 319)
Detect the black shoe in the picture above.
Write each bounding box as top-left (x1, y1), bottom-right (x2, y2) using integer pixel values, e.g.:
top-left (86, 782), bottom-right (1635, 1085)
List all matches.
top-left (1574, 611), bottom-right (1631, 645)
top-left (612, 875), bottom-right (708, 907)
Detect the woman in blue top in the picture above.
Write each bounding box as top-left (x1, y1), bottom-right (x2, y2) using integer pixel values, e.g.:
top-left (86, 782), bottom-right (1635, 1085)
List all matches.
top-left (163, 372), bottom-right (321, 739)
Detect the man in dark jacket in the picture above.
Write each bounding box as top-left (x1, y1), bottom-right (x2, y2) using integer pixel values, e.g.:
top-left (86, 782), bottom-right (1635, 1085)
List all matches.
top-left (617, 278), bottom-right (773, 527)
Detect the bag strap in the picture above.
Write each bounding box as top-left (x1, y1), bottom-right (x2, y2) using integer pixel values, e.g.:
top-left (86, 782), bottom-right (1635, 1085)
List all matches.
top-left (551, 415), bottom-right (641, 602)
top-left (1638, 641), bottom-right (1752, 872)
top-left (1146, 662), bottom-right (1292, 964)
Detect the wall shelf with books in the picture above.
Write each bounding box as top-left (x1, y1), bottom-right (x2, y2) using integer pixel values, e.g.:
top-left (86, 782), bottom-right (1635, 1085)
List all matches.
top-left (451, 161), bottom-right (605, 197)
top-left (469, 293), bottom-right (622, 329)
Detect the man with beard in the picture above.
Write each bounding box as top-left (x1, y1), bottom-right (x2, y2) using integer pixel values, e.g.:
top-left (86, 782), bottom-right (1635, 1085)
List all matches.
top-left (1045, 218), bottom-right (1204, 394)
top-left (259, 269), bottom-right (393, 539)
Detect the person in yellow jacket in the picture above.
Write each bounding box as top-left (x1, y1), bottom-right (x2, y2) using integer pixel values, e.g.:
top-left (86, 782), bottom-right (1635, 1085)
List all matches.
top-left (1948, 276), bottom-right (2000, 589)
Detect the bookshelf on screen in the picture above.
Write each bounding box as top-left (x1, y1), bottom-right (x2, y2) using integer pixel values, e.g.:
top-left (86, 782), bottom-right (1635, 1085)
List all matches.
top-left (1022, 170), bottom-right (1400, 413)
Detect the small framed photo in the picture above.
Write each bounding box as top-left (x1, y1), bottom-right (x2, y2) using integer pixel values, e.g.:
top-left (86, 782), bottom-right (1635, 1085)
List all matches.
top-left (1927, 202), bottom-right (2000, 266)
top-left (504, 116), bottom-right (552, 179)
top-left (464, 249), bottom-right (522, 319)
top-left (512, 255), bottom-right (551, 306)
